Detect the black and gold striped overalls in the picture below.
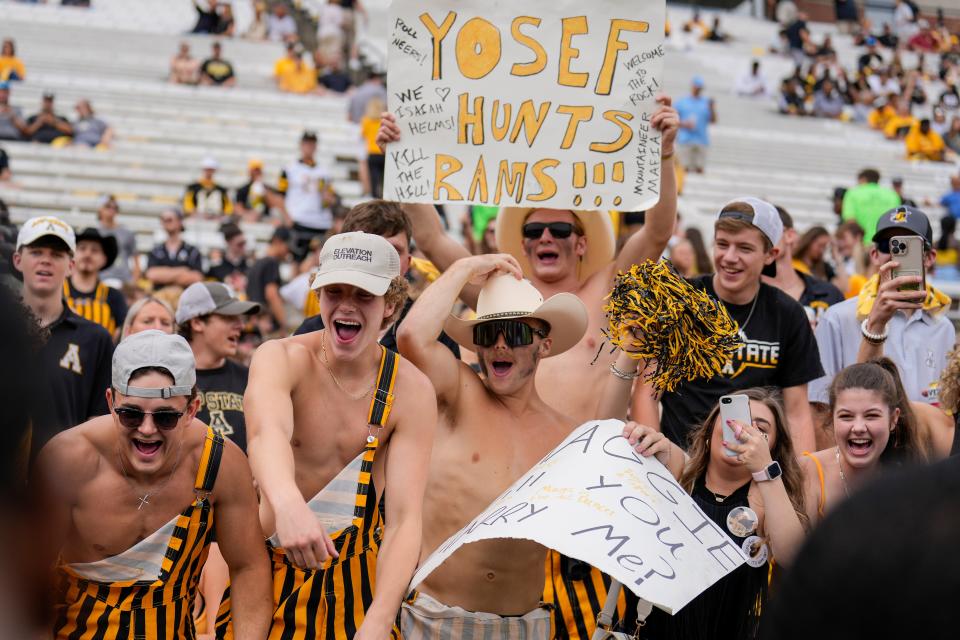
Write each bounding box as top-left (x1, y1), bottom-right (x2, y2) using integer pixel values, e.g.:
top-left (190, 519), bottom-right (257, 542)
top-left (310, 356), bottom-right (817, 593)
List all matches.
top-left (63, 280), bottom-right (117, 336)
top-left (544, 551), bottom-right (635, 640)
top-left (54, 428), bottom-right (224, 640)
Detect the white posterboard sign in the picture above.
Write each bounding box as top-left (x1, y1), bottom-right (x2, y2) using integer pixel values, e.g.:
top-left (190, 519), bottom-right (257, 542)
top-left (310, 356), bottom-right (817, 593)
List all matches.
top-left (411, 420), bottom-right (746, 615)
top-left (385, 0), bottom-right (666, 211)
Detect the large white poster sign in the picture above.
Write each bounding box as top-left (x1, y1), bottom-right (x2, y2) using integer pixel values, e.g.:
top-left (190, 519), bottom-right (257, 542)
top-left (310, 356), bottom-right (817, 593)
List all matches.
top-left (385, 0), bottom-right (666, 211)
top-left (411, 420), bottom-right (746, 615)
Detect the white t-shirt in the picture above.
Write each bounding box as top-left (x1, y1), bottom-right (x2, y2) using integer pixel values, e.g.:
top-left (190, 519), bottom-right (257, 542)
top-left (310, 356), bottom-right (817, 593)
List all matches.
top-left (280, 159), bottom-right (333, 230)
top-left (267, 14), bottom-right (298, 41)
top-left (317, 4), bottom-right (345, 39)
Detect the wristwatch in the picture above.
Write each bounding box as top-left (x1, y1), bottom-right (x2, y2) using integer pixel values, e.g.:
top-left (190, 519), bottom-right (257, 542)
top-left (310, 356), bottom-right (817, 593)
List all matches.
top-left (752, 461), bottom-right (782, 482)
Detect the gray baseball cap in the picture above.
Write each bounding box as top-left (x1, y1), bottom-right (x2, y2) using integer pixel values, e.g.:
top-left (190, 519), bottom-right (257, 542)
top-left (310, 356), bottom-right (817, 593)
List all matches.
top-left (113, 330), bottom-right (196, 398)
top-left (175, 282), bottom-right (260, 325)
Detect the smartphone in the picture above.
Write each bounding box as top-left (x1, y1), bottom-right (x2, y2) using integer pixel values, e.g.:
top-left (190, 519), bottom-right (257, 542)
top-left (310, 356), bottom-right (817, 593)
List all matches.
top-left (889, 235), bottom-right (926, 292)
top-left (719, 394), bottom-right (752, 458)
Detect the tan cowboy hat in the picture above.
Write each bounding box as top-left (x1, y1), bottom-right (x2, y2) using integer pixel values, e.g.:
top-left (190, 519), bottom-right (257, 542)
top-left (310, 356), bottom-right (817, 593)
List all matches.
top-left (495, 208), bottom-right (616, 282)
top-left (444, 274), bottom-right (588, 357)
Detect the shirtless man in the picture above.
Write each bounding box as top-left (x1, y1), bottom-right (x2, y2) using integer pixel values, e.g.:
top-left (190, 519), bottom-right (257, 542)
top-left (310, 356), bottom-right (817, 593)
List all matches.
top-left (245, 231), bottom-right (436, 640)
top-left (35, 330), bottom-right (272, 639)
top-left (396, 253), bottom-right (588, 637)
top-left (378, 95), bottom-right (679, 425)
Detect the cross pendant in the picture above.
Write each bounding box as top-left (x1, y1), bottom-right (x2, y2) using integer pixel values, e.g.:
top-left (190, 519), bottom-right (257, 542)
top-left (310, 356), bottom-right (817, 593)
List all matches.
top-left (137, 495), bottom-right (150, 510)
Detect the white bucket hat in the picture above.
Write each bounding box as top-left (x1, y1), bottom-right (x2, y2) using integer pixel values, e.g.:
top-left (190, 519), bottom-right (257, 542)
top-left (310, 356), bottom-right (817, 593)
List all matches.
top-left (444, 274), bottom-right (588, 357)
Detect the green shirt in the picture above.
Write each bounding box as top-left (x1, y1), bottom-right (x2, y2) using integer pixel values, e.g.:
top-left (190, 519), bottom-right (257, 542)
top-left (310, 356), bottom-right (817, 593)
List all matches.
top-left (841, 182), bottom-right (901, 243)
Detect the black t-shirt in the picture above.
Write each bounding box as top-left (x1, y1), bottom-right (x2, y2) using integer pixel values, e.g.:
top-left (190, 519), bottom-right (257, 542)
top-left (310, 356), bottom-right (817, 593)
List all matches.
top-left (235, 181), bottom-right (274, 218)
top-left (246, 256), bottom-right (282, 306)
top-left (26, 113), bottom-right (72, 144)
top-left (201, 58), bottom-right (235, 84)
top-left (785, 20), bottom-right (808, 50)
top-left (206, 256), bottom-right (249, 282)
top-left (147, 241), bottom-right (203, 272)
top-left (857, 52), bottom-right (884, 71)
top-left (659, 276), bottom-right (825, 448)
top-left (34, 306), bottom-right (113, 450)
top-left (798, 271), bottom-right (844, 326)
top-left (0, 147), bottom-right (8, 172)
top-left (195, 359), bottom-right (249, 451)
top-left (294, 297), bottom-right (461, 359)
top-left (319, 71), bottom-right (352, 93)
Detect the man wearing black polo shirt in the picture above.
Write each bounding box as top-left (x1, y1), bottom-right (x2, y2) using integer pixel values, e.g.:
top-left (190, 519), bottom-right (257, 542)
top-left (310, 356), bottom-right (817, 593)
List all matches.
top-left (659, 198), bottom-right (823, 453)
top-left (176, 281), bottom-right (259, 450)
top-left (12, 216), bottom-right (112, 449)
top-left (763, 206), bottom-right (844, 327)
top-left (145, 209), bottom-right (204, 288)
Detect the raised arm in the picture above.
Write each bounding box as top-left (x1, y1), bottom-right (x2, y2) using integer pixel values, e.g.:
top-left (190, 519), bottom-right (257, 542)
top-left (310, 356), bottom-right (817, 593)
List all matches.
top-left (245, 340), bottom-right (337, 569)
top-left (355, 365), bottom-right (437, 640)
top-left (615, 95), bottom-right (679, 272)
top-left (397, 253), bottom-right (522, 406)
top-left (211, 441), bottom-right (272, 639)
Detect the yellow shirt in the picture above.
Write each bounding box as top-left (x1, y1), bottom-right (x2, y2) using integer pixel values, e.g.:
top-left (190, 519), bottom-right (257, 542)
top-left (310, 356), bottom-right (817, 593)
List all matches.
top-left (905, 125), bottom-right (945, 160)
top-left (279, 65), bottom-right (317, 94)
top-left (273, 57), bottom-right (296, 78)
top-left (361, 117), bottom-right (381, 154)
top-left (884, 114), bottom-right (918, 139)
top-left (0, 55), bottom-right (25, 81)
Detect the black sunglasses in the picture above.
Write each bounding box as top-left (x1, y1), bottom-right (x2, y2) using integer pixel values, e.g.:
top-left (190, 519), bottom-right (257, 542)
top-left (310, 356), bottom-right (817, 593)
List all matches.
top-left (115, 407), bottom-right (184, 430)
top-left (473, 319), bottom-right (547, 348)
top-left (522, 222), bottom-right (577, 240)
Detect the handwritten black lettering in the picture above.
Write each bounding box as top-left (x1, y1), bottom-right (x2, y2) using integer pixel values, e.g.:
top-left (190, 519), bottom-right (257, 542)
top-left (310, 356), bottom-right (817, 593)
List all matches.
top-left (601, 435), bottom-right (644, 466)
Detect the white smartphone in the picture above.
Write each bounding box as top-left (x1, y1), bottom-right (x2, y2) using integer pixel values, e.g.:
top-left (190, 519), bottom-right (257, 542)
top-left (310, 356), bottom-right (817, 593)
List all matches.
top-left (719, 394), bottom-right (752, 458)
top-left (889, 235), bottom-right (926, 292)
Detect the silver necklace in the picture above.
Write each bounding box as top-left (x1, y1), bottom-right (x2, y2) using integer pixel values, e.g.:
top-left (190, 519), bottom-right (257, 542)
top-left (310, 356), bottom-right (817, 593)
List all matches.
top-left (836, 447), bottom-right (850, 498)
top-left (737, 289), bottom-right (760, 335)
top-left (117, 440), bottom-right (184, 510)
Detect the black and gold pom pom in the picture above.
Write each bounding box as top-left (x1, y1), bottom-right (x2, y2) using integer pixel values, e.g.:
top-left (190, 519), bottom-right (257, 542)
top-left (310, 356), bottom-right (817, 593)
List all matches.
top-left (602, 261), bottom-right (742, 391)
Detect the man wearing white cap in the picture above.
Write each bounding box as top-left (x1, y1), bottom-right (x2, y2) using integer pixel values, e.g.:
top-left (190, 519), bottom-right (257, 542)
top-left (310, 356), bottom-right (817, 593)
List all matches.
top-left (396, 253), bottom-right (588, 639)
top-left (35, 330), bottom-right (272, 639)
top-left (183, 156), bottom-right (233, 219)
top-left (657, 198), bottom-right (823, 453)
top-left (13, 216), bottom-right (113, 448)
top-left (243, 231), bottom-right (436, 639)
top-left (377, 99), bottom-right (679, 426)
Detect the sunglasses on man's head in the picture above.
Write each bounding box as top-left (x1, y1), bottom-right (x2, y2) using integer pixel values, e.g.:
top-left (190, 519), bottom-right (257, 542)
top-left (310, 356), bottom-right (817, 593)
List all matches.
top-left (473, 319), bottom-right (547, 348)
top-left (521, 222), bottom-right (577, 240)
top-left (115, 407), bottom-right (184, 430)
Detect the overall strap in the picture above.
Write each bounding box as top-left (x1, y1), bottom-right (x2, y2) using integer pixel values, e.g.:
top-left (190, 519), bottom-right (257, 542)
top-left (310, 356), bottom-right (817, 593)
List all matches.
top-left (367, 347), bottom-right (399, 428)
top-left (194, 427), bottom-right (225, 496)
top-left (801, 451), bottom-right (825, 517)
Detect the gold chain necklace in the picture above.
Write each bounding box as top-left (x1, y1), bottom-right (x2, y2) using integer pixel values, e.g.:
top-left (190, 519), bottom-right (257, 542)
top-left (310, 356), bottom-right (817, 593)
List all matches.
top-left (320, 331), bottom-right (377, 401)
top-left (116, 439), bottom-right (184, 510)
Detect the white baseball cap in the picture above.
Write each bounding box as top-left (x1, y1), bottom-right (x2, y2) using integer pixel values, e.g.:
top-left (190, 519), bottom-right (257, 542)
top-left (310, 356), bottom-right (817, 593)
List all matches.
top-left (310, 231), bottom-right (401, 296)
top-left (16, 216), bottom-right (77, 253)
top-left (201, 156), bottom-right (220, 170)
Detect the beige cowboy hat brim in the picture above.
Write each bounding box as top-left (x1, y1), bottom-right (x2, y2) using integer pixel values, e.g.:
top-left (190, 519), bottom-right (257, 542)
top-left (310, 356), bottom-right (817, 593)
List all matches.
top-left (495, 208), bottom-right (616, 283)
top-left (444, 292), bottom-right (587, 357)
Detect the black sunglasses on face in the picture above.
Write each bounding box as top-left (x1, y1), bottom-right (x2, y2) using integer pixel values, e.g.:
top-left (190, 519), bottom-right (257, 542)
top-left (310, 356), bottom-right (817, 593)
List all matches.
top-left (522, 222), bottom-right (576, 240)
top-left (115, 407), bottom-right (185, 430)
top-left (473, 319), bottom-right (547, 348)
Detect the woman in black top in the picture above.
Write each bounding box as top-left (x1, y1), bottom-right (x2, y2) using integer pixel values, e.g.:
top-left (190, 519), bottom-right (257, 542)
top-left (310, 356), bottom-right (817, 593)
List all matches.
top-left (624, 388), bottom-right (807, 640)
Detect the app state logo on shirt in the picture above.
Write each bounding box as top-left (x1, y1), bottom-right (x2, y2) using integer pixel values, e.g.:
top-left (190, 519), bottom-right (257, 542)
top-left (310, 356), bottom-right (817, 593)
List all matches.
top-left (720, 331), bottom-right (780, 378)
top-left (200, 391), bottom-right (244, 437)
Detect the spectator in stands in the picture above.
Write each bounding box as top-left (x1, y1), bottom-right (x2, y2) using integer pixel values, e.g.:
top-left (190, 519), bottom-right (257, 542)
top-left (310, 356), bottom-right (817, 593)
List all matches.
top-left (905, 118), bottom-right (947, 161)
top-left (894, 0), bottom-right (919, 41)
top-left (778, 77), bottom-right (808, 115)
top-left (704, 16), bottom-right (729, 42)
top-left (191, 0), bottom-right (221, 34)
top-left (13, 216), bottom-right (113, 448)
top-left (169, 42), bottom-right (200, 85)
top-left (216, 2), bottom-right (235, 36)
top-left (675, 75), bottom-right (715, 174)
top-left (246, 227), bottom-right (291, 333)
top-left (945, 116), bottom-right (960, 154)
top-left (278, 130), bottom-right (336, 261)
top-left (834, 220), bottom-right (869, 295)
top-left (877, 22), bottom-right (899, 48)
top-left (857, 37), bottom-right (884, 73)
top-left (0, 39), bottom-right (25, 82)
top-left (735, 60), bottom-right (768, 97)
top-left (316, 0), bottom-right (347, 61)
top-left (176, 282), bottom-right (259, 450)
top-left (65, 228), bottom-right (127, 339)
top-left (120, 296), bottom-right (176, 339)
top-left (267, 3), bottom-right (298, 42)
top-left (24, 92), bottom-right (73, 144)
top-left (273, 42), bottom-right (299, 87)
top-left (811, 206), bottom-right (954, 407)
top-left (276, 50), bottom-right (317, 94)
top-left (0, 81), bottom-right (27, 141)
top-left (200, 42), bottom-right (236, 87)
top-left (244, 1), bottom-right (269, 40)
top-left (834, 0), bottom-right (859, 34)
top-left (71, 99), bottom-right (112, 148)
top-left (360, 97), bottom-right (385, 198)
top-left (96, 195), bottom-right (139, 285)
top-left (883, 97), bottom-right (918, 140)
top-left (317, 51), bottom-right (352, 94)
top-left (812, 78), bottom-right (845, 119)
top-left (891, 176), bottom-right (918, 207)
top-left (940, 174), bottom-right (960, 219)
top-left (842, 168), bottom-right (901, 241)
top-left (206, 222), bottom-right (250, 286)
top-left (145, 209), bottom-right (204, 288)
top-left (183, 156), bottom-right (233, 219)
top-left (764, 208), bottom-right (844, 327)
top-left (0, 146), bottom-right (9, 182)
top-left (348, 71), bottom-right (386, 123)
top-left (784, 12), bottom-right (812, 64)
top-left (235, 158), bottom-right (276, 221)
top-left (866, 67), bottom-right (899, 96)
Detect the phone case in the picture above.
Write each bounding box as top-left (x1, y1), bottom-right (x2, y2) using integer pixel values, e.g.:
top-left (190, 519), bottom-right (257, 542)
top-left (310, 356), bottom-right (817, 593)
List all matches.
top-left (890, 236), bottom-right (925, 292)
top-left (719, 394), bottom-right (752, 458)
